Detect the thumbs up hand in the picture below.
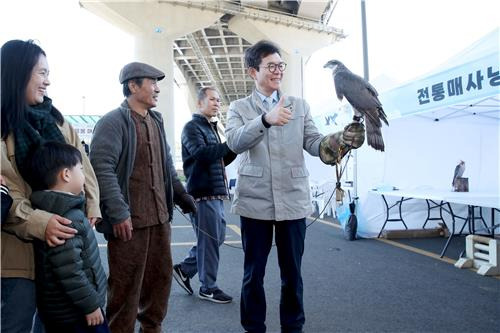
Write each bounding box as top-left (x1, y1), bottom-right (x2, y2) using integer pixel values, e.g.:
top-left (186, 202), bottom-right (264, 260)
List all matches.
top-left (263, 96), bottom-right (292, 126)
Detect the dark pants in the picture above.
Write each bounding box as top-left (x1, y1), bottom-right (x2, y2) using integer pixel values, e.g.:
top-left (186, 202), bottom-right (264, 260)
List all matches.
top-left (1, 277), bottom-right (36, 333)
top-left (43, 310), bottom-right (110, 333)
top-left (106, 223), bottom-right (172, 333)
top-left (45, 322), bottom-right (109, 333)
top-left (240, 217), bottom-right (306, 333)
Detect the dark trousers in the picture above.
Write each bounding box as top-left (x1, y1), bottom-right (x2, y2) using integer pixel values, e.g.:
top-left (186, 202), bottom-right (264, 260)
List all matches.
top-left (1, 277), bottom-right (36, 333)
top-left (45, 322), bottom-right (109, 333)
top-left (43, 310), bottom-right (110, 333)
top-left (240, 217), bottom-right (306, 333)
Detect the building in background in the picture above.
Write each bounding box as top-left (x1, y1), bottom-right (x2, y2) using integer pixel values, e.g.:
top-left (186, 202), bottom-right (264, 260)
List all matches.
top-left (64, 115), bottom-right (101, 143)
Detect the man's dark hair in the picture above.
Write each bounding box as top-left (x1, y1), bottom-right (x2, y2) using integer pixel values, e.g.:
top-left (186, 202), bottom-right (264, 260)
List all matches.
top-left (197, 87), bottom-right (217, 102)
top-left (28, 141), bottom-right (83, 191)
top-left (123, 78), bottom-right (145, 97)
top-left (244, 40), bottom-right (281, 71)
top-left (1, 40), bottom-right (63, 139)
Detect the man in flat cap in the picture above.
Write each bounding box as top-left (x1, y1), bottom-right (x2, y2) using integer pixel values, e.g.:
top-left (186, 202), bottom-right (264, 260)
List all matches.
top-left (90, 62), bottom-right (197, 332)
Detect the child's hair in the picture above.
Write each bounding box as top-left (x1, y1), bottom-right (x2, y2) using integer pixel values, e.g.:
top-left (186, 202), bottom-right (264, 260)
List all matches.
top-left (28, 141), bottom-right (82, 191)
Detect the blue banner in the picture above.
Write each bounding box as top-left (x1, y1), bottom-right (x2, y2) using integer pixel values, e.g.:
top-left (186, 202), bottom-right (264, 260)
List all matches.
top-left (380, 52), bottom-right (499, 119)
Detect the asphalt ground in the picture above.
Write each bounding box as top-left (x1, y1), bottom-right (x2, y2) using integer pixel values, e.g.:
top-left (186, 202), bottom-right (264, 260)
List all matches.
top-left (95, 202), bottom-right (500, 333)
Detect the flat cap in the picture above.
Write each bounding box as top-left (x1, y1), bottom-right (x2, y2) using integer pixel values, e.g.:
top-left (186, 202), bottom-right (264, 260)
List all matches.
top-left (119, 62), bottom-right (165, 84)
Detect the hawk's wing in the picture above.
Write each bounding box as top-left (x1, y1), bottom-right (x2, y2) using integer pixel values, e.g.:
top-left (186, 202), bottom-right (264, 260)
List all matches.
top-left (458, 164), bottom-right (465, 178)
top-left (334, 71), bottom-right (381, 106)
top-left (334, 71), bottom-right (386, 127)
top-left (333, 73), bottom-right (344, 101)
top-left (452, 164), bottom-right (462, 185)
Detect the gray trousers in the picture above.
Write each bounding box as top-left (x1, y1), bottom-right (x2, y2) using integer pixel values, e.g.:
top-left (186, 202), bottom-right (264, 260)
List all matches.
top-left (180, 199), bottom-right (226, 290)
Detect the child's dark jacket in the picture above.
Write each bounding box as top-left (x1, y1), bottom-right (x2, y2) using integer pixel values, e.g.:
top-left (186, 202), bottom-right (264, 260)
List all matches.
top-left (30, 190), bottom-right (106, 325)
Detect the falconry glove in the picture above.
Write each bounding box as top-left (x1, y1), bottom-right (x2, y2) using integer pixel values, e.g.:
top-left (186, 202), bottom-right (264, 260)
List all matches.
top-left (319, 131), bottom-right (348, 165)
top-left (319, 122), bottom-right (365, 165)
top-left (342, 122), bottom-right (365, 149)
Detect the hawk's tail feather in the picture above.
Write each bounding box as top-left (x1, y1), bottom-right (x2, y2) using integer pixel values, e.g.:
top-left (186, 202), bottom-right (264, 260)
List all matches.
top-left (367, 132), bottom-right (385, 152)
top-left (378, 106), bottom-right (389, 126)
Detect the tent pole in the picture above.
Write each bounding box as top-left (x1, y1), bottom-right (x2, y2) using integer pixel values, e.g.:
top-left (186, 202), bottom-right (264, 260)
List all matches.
top-left (354, 0), bottom-right (370, 200)
top-left (361, 0), bottom-right (370, 82)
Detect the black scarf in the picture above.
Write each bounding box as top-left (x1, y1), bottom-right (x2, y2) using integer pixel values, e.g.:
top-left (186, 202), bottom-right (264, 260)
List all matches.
top-left (14, 96), bottom-right (66, 183)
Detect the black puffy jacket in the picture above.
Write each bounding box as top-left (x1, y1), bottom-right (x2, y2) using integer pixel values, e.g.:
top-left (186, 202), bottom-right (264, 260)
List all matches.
top-left (30, 191), bottom-right (107, 325)
top-left (182, 114), bottom-right (236, 198)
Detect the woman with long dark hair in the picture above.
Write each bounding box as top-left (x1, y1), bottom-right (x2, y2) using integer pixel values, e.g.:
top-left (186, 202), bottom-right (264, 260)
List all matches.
top-left (0, 40), bottom-right (102, 332)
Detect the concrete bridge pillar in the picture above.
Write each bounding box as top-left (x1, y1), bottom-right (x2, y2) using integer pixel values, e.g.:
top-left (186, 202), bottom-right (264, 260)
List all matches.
top-left (134, 33), bottom-right (176, 148)
top-left (80, 0), bottom-right (223, 158)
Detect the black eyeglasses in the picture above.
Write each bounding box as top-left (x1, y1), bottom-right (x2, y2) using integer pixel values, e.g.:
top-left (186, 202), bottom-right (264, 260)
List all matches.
top-left (259, 62), bottom-right (287, 73)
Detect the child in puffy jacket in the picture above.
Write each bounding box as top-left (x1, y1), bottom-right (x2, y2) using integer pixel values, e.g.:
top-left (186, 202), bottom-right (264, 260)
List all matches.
top-left (27, 141), bottom-right (109, 333)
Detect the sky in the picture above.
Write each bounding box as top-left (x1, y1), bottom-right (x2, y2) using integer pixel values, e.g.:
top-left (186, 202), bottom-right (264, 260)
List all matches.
top-left (1, 0), bottom-right (498, 133)
top-left (0, 0), bottom-right (134, 117)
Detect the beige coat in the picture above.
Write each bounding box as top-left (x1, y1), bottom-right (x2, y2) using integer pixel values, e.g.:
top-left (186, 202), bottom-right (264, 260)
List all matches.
top-left (225, 90), bottom-right (323, 221)
top-left (1, 121), bottom-right (101, 279)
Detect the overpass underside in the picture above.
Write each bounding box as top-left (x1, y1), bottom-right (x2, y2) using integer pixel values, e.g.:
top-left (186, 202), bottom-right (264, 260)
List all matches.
top-left (80, 0), bottom-right (345, 147)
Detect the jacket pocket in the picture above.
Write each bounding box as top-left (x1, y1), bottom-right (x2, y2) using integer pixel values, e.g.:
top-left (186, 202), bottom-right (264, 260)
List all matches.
top-left (239, 165), bottom-right (264, 177)
top-left (291, 166), bottom-right (309, 178)
top-left (283, 114), bottom-right (304, 143)
top-left (288, 167), bottom-right (311, 203)
top-left (237, 165), bottom-right (265, 200)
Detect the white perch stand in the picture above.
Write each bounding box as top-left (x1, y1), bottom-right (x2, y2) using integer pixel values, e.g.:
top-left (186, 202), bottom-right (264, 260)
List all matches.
top-left (455, 235), bottom-right (500, 276)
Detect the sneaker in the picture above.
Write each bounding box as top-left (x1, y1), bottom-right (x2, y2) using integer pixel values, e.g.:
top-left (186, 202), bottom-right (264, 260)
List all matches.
top-left (173, 264), bottom-right (193, 295)
top-left (198, 287), bottom-right (233, 304)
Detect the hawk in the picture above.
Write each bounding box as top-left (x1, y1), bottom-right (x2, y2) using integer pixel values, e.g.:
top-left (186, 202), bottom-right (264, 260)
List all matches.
top-left (452, 160), bottom-right (465, 190)
top-left (324, 60), bottom-right (389, 151)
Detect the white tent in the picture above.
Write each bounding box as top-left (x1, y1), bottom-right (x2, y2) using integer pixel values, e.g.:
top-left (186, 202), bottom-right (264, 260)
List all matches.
top-left (356, 28), bottom-right (499, 237)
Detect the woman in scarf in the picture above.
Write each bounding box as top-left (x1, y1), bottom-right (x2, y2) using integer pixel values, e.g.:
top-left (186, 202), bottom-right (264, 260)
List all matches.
top-left (0, 39), bottom-right (101, 332)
